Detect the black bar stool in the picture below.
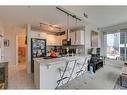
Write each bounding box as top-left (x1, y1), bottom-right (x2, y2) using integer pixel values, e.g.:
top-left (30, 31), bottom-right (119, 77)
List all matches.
top-left (76, 56), bottom-right (91, 77)
top-left (55, 60), bottom-right (77, 89)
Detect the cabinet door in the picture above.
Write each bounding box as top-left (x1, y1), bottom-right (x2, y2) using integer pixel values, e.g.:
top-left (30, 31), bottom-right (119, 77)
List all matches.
top-left (47, 34), bottom-right (62, 46)
top-left (56, 36), bottom-right (62, 46)
top-left (46, 34), bottom-right (56, 46)
top-left (70, 32), bottom-right (76, 45)
top-left (76, 30), bottom-right (85, 45)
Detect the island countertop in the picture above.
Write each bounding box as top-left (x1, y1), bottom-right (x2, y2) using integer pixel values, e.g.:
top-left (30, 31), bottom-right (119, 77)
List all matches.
top-left (33, 54), bottom-right (90, 66)
top-left (33, 54), bottom-right (91, 89)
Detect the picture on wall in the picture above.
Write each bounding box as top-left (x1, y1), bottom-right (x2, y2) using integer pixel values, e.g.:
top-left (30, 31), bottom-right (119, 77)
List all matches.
top-left (91, 31), bottom-right (98, 47)
top-left (4, 39), bottom-right (9, 47)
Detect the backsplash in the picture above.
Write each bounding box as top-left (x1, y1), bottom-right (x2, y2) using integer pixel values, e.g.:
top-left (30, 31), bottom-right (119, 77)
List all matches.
top-left (47, 45), bottom-right (85, 55)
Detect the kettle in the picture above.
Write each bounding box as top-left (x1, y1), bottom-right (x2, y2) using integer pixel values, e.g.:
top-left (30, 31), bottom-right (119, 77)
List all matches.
top-left (50, 52), bottom-right (57, 58)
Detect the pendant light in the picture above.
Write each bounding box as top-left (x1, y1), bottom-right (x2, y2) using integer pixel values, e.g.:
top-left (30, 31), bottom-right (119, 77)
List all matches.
top-left (75, 18), bottom-right (77, 43)
top-left (67, 14), bottom-right (70, 41)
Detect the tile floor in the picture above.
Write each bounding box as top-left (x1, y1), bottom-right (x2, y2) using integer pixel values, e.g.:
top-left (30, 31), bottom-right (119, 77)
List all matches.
top-left (8, 64), bottom-right (35, 89)
top-left (7, 59), bottom-right (123, 89)
top-left (58, 64), bottom-right (122, 89)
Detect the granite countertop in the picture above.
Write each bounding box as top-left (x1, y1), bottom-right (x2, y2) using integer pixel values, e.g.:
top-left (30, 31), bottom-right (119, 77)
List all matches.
top-left (34, 54), bottom-right (91, 66)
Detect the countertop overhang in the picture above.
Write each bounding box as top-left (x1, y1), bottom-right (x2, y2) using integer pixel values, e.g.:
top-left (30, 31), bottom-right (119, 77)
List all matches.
top-left (33, 55), bottom-right (91, 66)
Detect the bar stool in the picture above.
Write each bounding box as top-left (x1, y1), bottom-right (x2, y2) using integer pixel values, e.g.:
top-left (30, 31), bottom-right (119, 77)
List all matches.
top-left (55, 60), bottom-right (77, 89)
top-left (76, 56), bottom-right (91, 77)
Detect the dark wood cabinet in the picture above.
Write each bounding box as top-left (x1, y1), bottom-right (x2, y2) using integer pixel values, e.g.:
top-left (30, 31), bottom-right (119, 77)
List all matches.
top-left (0, 62), bottom-right (8, 89)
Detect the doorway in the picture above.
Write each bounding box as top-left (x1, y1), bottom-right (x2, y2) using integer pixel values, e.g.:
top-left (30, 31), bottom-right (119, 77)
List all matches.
top-left (16, 35), bottom-right (27, 65)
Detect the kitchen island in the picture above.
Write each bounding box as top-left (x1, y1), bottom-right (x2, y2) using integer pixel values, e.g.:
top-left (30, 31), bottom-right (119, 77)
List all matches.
top-left (34, 55), bottom-right (91, 89)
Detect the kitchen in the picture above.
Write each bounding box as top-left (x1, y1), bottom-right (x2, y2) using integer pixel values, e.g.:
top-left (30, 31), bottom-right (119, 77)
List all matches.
top-left (0, 1), bottom-right (126, 95)
top-left (30, 28), bottom-right (88, 89)
top-left (27, 7), bottom-right (93, 89)
top-left (0, 6), bottom-right (100, 89)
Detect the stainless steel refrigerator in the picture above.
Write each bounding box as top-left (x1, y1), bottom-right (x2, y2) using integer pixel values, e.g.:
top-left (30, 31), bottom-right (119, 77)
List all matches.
top-left (31, 38), bottom-right (46, 72)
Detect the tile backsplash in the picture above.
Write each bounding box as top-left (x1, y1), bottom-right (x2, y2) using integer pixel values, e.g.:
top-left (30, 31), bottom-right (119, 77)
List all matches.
top-left (47, 45), bottom-right (85, 55)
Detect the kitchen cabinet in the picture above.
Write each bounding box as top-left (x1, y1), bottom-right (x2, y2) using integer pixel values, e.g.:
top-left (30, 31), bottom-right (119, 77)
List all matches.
top-left (46, 34), bottom-right (57, 46)
top-left (69, 31), bottom-right (75, 45)
top-left (69, 30), bottom-right (85, 45)
top-left (46, 33), bottom-right (67, 46)
top-left (31, 31), bottom-right (47, 39)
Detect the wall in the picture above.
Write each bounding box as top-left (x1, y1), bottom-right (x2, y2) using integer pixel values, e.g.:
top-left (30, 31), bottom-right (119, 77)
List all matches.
top-left (27, 26), bottom-right (48, 73)
top-left (0, 22), bottom-right (4, 61)
top-left (3, 23), bottom-right (26, 66)
top-left (85, 24), bottom-right (101, 55)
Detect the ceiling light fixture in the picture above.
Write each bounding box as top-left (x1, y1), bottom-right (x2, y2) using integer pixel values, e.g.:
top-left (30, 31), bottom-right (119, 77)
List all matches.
top-left (56, 7), bottom-right (82, 21)
top-left (40, 22), bottom-right (61, 30)
top-left (67, 14), bottom-right (70, 41)
top-left (56, 7), bottom-right (82, 41)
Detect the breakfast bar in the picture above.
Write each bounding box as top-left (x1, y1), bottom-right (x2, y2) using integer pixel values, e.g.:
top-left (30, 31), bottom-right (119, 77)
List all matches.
top-left (33, 55), bottom-right (91, 89)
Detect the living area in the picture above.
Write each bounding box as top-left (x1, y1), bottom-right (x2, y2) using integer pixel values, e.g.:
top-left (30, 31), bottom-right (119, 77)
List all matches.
top-left (0, 6), bottom-right (127, 90)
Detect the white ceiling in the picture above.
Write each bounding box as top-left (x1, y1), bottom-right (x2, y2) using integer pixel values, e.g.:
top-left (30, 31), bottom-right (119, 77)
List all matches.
top-left (0, 6), bottom-right (127, 32)
top-left (0, 6), bottom-right (86, 32)
top-left (64, 6), bottom-right (127, 28)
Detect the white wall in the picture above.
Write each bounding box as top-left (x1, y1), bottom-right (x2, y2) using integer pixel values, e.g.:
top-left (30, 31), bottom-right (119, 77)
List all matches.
top-left (27, 26), bottom-right (48, 73)
top-left (0, 22), bottom-right (4, 62)
top-left (85, 24), bottom-right (101, 55)
top-left (3, 23), bottom-right (26, 66)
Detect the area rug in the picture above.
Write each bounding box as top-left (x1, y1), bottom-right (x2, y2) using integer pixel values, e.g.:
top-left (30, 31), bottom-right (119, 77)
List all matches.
top-left (114, 76), bottom-right (127, 89)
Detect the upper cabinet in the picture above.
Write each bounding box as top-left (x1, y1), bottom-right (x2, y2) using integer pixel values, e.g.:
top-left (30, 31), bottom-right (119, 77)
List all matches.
top-left (44, 29), bottom-right (85, 46)
top-left (70, 30), bottom-right (85, 45)
top-left (46, 34), bottom-right (57, 46)
top-left (30, 31), bottom-right (47, 39)
top-left (69, 31), bottom-right (75, 45)
top-left (46, 33), bottom-right (66, 46)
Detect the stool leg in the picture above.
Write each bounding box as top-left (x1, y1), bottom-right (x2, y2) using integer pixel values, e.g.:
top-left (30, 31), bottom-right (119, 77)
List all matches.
top-left (67, 60), bottom-right (77, 83)
top-left (120, 75), bottom-right (122, 86)
top-left (55, 62), bottom-right (69, 89)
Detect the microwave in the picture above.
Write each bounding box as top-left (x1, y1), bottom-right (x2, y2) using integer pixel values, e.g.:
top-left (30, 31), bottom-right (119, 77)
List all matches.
top-left (62, 38), bottom-right (71, 46)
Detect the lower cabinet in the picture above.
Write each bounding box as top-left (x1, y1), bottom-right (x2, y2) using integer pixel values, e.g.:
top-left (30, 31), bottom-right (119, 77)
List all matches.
top-left (0, 62), bottom-right (8, 89)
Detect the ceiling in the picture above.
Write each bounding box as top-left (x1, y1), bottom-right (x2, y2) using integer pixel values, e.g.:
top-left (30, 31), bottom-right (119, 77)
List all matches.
top-left (64, 6), bottom-right (127, 28)
top-left (0, 6), bottom-right (127, 32)
top-left (0, 6), bottom-right (87, 32)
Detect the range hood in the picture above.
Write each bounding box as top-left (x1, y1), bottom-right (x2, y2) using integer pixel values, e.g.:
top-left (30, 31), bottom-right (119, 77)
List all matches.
top-left (62, 29), bottom-right (71, 46)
